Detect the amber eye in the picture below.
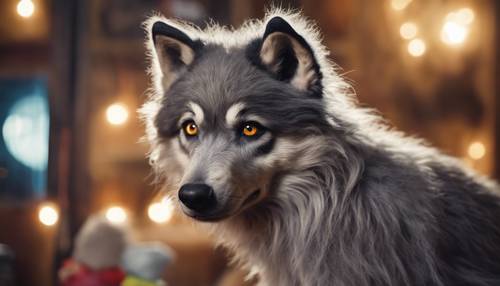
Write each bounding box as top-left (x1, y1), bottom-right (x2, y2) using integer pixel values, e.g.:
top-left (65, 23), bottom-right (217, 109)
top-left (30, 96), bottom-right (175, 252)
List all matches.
top-left (183, 121), bottom-right (198, 136)
top-left (242, 123), bottom-right (258, 137)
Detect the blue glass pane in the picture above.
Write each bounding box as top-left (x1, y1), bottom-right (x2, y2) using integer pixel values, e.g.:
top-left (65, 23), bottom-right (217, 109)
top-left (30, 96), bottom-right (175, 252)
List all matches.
top-left (0, 78), bottom-right (49, 201)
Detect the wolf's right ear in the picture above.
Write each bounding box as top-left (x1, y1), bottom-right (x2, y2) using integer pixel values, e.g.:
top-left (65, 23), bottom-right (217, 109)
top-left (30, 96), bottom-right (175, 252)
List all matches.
top-left (151, 21), bottom-right (202, 90)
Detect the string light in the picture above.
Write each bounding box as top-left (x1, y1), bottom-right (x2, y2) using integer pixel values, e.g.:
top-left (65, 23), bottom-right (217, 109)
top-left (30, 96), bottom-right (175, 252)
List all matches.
top-left (148, 197), bottom-right (175, 224)
top-left (441, 8), bottom-right (475, 46)
top-left (17, 0), bottom-right (35, 18)
top-left (400, 22), bottom-right (418, 40)
top-left (468, 142), bottom-right (485, 160)
top-left (106, 103), bottom-right (128, 125)
top-left (105, 206), bottom-right (127, 224)
top-left (38, 203), bottom-right (59, 226)
top-left (407, 38), bottom-right (426, 57)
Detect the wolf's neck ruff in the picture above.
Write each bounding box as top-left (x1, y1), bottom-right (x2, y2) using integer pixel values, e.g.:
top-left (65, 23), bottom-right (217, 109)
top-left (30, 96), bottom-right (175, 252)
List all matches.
top-left (142, 9), bottom-right (500, 286)
top-left (213, 144), bottom-right (364, 285)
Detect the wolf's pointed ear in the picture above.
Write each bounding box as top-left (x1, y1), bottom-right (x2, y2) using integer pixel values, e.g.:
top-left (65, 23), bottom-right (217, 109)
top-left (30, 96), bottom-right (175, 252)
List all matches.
top-left (258, 17), bottom-right (321, 93)
top-left (151, 21), bottom-right (202, 90)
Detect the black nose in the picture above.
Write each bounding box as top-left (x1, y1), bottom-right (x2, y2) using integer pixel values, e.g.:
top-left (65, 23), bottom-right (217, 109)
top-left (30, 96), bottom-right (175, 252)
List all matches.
top-left (179, 184), bottom-right (217, 212)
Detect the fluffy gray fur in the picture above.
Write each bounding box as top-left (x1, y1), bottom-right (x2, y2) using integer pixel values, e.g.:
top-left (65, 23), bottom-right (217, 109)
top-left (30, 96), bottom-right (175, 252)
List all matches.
top-left (141, 9), bottom-right (500, 286)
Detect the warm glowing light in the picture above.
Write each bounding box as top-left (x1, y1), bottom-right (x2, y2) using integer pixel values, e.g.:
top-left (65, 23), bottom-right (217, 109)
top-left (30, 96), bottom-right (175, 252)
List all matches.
top-left (105, 206), bottom-right (127, 224)
top-left (391, 0), bottom-right (412, 11)
top-left (447, 8), bottom-right (475, 25)
top-left (441, 8), bottom-right (474, 46)
top-left (468, 142), bottom-right (485, 160)
top-left (407, 38), bottom-right (426, 57)
top-left (38, 204), bottom-right (59, 226)
top-left (17, 0), bottom-right (35, 18)
top-left (400, 22), bottom-right (418, 40)
top-left (106, 103), bottom-right (128, 125)
top-left (441, 22), bottom-right (468, 45)
top-left (148, 197), bottom-right (174, 224)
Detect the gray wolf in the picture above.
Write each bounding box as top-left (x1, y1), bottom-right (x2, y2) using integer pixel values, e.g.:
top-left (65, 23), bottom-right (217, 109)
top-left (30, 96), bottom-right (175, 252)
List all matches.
top-left (141, 9), bottom-right (500, 286)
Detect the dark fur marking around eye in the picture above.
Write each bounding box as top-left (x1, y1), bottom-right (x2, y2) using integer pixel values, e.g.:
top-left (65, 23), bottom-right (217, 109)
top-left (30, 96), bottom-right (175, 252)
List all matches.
top-left (155, 104), bottom-right (186, 138)
top-left (177, 136), bottom-right (190, 155)
top-left (255, 137), bottom-right (275, 156)
top-left (237, 121), bottom-right (266, 141)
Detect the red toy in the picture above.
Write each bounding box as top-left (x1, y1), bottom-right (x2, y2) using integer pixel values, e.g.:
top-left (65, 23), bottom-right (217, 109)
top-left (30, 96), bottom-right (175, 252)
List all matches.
top-left (59, 259), bottom-right (125, 286)
top-left (58, 216), bottom-right (128, 286)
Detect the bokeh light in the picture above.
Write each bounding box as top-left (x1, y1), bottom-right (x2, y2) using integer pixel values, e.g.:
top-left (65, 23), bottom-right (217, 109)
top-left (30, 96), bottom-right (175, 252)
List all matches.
top-left (106, 103), bottom-right (129, 125)
top-left (391, 0), bottom-right (412, 11)
top-left (407, 38), bottom-right (426, 57)
top-left (38, 204), bottom-right (59, 226)
top-left (105, 206), bottom-right (127, 224)
top-left (468, 142), bottom-right (486, 160)
top-left (17, 0), bottom-right (35, 18)
top-left (448, 8), bottom-right (475, 25)
top-left (441, 22), bottom-right (468, 45)
top-left (441, 8), bottom-right (474, 46)
top-left (400, 22), bottom-right (418, 40)
top-left (148, 197), bottom-right (175, 224)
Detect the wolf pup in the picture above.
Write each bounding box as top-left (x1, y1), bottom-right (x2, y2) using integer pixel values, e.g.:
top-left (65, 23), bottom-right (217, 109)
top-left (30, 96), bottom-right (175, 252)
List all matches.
top-left (141, 10), bottom-right (500, 286)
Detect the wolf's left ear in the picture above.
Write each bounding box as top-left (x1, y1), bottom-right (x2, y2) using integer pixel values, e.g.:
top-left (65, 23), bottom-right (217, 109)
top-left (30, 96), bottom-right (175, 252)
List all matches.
top-left (151, 21), bottom-right (202, 90)
top-left (258, 17), bottom-right (321, 93)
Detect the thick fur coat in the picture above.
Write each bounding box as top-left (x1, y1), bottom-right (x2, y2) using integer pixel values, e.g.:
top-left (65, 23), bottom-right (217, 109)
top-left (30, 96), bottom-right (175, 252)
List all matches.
top-left (141, 10), bottom-right (500, 286)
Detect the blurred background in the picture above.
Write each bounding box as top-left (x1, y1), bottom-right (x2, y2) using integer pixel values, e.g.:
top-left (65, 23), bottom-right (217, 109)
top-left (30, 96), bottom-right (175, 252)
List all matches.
top-left (0, 0), bottom-right (499, 285)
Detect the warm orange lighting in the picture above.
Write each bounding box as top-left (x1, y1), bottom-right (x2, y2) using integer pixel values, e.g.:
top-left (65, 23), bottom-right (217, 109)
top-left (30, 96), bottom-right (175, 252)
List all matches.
top-left (400, 22), bottom-right (418, 40)
top-left (148, 197), bottom-right (174, 224)
top-left (468, 142), bottom-right (485, 160)
top-left (407, 38), bottom-right (426, 57)
top-left (391, 0), bottom-right (412, 11)
top-left (38, 203), bottom-right (59, 226)
top-left (17, 0), bottom-right (35, 18)
top-left (449, 8), bottom-right (475, 25)
top-left (441, 8), bottom-right (474, 46)
top-left (105, 206), bottom-right (127, 224)
top-left (106, 103), bottom-right (128, 125)
top-left (441, 22), bottom-right (468, 45)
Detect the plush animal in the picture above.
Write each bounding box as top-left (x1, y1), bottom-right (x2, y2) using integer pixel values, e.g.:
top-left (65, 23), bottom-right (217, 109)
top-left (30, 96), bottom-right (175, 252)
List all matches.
top-left (141, 9), bottom-right (500, 286)
top-left (59, 215), bottom-right (127, 286)
top-left (121, 242), bottom-right (173, 286)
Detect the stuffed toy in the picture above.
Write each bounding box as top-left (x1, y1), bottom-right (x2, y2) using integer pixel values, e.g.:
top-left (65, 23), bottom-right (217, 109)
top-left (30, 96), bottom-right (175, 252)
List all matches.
top-left (121, 242), bottom-right (174, 286)
top-left (59, 215), bottom-right (128, 286)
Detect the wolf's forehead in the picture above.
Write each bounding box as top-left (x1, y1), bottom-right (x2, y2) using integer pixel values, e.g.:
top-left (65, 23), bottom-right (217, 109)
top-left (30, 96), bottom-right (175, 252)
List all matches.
top-left (183, 47), bottom-right (264, 99)
top-left (169, 46), bottom-right (270, 114)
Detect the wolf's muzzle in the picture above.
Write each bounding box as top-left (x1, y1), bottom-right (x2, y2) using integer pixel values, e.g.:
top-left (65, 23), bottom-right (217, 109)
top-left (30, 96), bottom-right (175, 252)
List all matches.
top-left (178, 183), bottom-right (217, 213)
